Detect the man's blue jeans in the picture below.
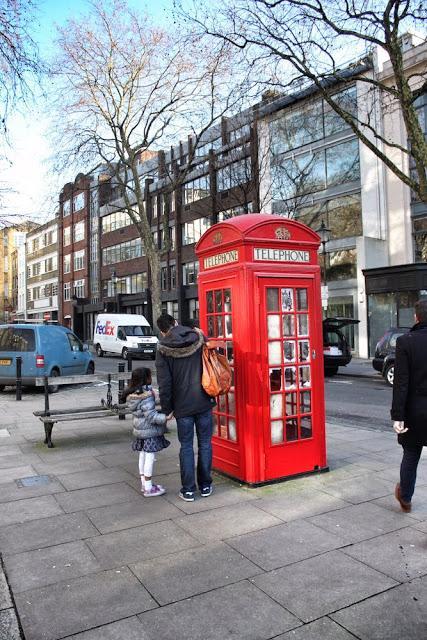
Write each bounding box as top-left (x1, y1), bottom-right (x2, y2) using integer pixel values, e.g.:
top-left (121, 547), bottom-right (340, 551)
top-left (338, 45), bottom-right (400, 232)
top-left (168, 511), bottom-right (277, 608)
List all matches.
top-left (400, 444), bottom-right (423, 502)
top-left (176, 410), bottom-right (213, 493)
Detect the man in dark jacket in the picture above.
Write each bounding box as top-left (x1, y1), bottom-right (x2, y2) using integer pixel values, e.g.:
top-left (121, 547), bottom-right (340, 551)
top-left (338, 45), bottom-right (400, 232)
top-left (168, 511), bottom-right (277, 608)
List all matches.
top-left (391, 299), bottom-right (427, 512)
top-left (156, 314), bottom-right (215, 502)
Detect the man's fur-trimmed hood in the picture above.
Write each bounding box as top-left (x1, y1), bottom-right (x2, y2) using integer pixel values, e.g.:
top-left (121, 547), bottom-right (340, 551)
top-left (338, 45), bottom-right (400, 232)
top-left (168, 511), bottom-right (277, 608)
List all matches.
top-left (157, 325), bottom-right (204, 359)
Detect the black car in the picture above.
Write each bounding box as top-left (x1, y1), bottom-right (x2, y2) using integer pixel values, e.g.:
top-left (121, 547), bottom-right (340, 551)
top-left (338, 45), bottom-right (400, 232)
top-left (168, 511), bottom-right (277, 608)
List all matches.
top-left (323, 317), bottom-right (360, 376)
top-left (372, 327), bottom-right (410, 386)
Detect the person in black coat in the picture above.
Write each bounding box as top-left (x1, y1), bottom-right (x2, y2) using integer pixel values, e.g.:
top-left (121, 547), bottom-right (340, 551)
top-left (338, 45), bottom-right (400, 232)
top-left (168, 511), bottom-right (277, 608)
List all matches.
top-left (156, 314), bottom-right (215, 502)
top-left (391, 299), bottom-right (427, 512)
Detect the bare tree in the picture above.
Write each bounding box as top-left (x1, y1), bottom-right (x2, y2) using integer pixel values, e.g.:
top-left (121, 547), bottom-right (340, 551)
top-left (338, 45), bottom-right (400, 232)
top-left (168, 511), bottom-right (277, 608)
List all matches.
top-left (184, 0), bottom-right (427, 203)
top-left (51, 0), bottom-right (251, 321)
top-left (0, 0), bottom-right (40, 137)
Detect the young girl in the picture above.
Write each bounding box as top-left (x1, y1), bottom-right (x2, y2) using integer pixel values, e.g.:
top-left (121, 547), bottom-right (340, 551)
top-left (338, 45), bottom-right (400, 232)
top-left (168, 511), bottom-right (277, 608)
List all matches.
top-left (121, 367), bottom-right (171, 497)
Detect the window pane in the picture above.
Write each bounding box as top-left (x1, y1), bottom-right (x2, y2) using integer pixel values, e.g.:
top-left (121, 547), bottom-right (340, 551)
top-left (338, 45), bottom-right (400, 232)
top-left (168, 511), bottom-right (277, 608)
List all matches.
top-left (281, 289), bottom-right (294, 312)
top-left (284, 340), bottom-right (296, 363)
top-left (296, 289), bottom-right (308, 311)
top-left (283, 315), bottom-right (295, 337)
top-left (268, 315), bottom-right (281, 339)
top-left (270, 368), bottom-right (282, 391)
top-left (300, 390), bottom-right (311, 412)
top-left (326, 139), bottom-right (360, 186)
top-left (267, 288), bottom-right (279, 311)
top-left (271, 420), bottom-right (284, 444)
top-left (299, 340), bottom-right (310, 362)
top-left (270, 394), bottom-right (283, 419)
top-left (284, 366), bottom-right (297, 389)
top-left (301, 416), bottom-right (312, 439)
top-left (286, 418), bottom-right (298, 441)
top-left (268, 341), bottom-right (282, 365)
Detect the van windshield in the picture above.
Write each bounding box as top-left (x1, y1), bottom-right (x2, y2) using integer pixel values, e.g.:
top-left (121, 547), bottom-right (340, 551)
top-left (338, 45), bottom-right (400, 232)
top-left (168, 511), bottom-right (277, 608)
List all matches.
top-left (121, 326), bottom-right (153, 337)
top-left (0, 328), bottom-right (36, 352)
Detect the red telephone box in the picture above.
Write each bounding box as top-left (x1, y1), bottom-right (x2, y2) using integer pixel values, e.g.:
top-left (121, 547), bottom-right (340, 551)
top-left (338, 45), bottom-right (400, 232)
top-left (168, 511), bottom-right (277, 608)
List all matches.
top-left (195, 213), bottom-right (327, 485)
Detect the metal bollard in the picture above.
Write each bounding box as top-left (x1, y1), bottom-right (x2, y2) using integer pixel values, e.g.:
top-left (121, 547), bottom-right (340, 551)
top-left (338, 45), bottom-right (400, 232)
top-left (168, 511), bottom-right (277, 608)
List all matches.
top-left (106, 373), bottom-right (112, 408)
top-left (118, 362), bottom-right (125, 420)
top-left (15, 356), bottom-right (22, 401)
top-left (127, 356), bottom-right (133, 372)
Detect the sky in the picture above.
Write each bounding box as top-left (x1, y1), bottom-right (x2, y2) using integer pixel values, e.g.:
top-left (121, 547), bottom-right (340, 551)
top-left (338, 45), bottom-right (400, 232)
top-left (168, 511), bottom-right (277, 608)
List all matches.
top-left (1, 0), bottom-right (178, 224)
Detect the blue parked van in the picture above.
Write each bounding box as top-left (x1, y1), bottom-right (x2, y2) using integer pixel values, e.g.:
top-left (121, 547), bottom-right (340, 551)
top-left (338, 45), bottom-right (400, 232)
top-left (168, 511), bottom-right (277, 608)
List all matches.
top-left (0, 323), bottom-right (95, 392)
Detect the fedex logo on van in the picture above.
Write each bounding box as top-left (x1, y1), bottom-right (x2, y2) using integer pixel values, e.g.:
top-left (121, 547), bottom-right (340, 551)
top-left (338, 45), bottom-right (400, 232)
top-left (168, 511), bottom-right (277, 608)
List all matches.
top-left (95, 320), bottom-right (115, 336)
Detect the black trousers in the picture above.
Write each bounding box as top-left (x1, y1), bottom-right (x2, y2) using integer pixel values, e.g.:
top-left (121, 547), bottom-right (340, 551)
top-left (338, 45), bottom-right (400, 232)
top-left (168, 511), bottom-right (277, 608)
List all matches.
top-left (400, 444), bottom-right (423, 502)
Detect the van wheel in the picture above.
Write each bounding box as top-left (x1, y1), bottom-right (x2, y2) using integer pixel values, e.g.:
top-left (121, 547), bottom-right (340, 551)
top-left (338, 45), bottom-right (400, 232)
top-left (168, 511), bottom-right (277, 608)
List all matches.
top-left (48, 369), bottom-right (60, 394)
top-left (96, 344), bottom-right (104, 357)
top-left (86, 362), bottom-right (95, 375)
top-left (384, 363), bottom-right (394, 386)
top-left (122, 348), bottom-right (129, 360)
top-left (325, 366), bottom-right (338, 376)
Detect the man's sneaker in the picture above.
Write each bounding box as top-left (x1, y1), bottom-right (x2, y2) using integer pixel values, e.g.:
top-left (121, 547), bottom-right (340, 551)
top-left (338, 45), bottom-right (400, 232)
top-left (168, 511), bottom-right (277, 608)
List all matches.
top-left (200, 486), bottom-right (213, 498)
top-left (179, 491), bottom-right (195, 502)
top-left (144, 484), bottom-right (166, 498)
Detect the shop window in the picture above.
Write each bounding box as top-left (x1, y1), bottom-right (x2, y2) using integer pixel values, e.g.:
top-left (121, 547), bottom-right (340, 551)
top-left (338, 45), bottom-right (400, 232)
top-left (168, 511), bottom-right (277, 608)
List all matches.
top-left (326, 249), bottom-right (357, 281)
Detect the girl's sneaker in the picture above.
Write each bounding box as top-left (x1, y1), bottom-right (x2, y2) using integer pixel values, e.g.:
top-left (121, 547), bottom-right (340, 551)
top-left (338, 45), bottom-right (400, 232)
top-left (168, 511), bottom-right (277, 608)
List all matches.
top-left (144, 484), bottom-right (166, 497)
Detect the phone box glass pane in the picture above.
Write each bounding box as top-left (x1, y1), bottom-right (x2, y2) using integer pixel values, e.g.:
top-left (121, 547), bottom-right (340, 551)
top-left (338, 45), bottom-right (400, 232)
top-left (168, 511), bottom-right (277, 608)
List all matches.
top-left (271, 420), bottom-right (284, 444)
top-left (215, 290), bottom-right (223, 312)
top-left (300, 390), bottom-right (311, 412)
top-left (207, 316), bottom-right (215, 337)
top-left (286, 418), bottom-right (299, 441)
top-left (270, 368), bottom-right (282, 391)
top-left (285, 392), bottom-right (297, 415)
top-left (207, 291), bottom-right (214, 313)
top-left (283, 315), bottom-right (295, 337)
top-left (270, 394), bottom-right (283, 419)
top-left (284, 366), bottom-right (297, 389)
top-left (299, 366), bottom-right (311, 387)
top-left (299, 340), bottom-right (309, 362)
top-left (297, 288), bottom-right (308, 310)
top-left (229, 419), bottom-right (237, 441)
top-left (225, 315), bottom-right (233, 337)
top-left (224, 289), bottom-right (232, 311)
top-left (267, 288), bottom-right (279, 311)
top-left (301, 416), bottom-right (312, 439)
top-left (284, 340), bottom-right (296, 362)
top-left (227, 391), bottom-right (235, 414)
top-left (281, 288), bottom-right (294, 312)
top-left (268, 315), bottom-right (281, 339)
top-left (298, 314), bottom-right (308, 336)
top-left (268, 341), bottom-right (282, 365)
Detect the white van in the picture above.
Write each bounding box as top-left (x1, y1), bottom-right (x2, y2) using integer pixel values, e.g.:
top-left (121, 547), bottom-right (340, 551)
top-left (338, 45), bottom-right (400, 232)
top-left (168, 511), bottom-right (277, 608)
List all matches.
top-left (93, 314), bottom-right (158, 360)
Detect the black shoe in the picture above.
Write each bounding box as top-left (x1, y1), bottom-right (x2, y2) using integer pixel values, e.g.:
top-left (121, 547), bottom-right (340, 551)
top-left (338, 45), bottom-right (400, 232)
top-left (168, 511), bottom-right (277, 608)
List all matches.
top-left (200, 486), bottom-right (213, 497)
top-left (179, 491), bottom-right (195, 502)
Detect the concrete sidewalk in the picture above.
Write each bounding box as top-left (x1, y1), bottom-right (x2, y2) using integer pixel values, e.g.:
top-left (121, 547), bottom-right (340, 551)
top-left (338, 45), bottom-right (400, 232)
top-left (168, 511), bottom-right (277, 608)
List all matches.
top-left (0, 385), bottom-right (426, 640)
top-left (338, 357), bottom-right (379, 379)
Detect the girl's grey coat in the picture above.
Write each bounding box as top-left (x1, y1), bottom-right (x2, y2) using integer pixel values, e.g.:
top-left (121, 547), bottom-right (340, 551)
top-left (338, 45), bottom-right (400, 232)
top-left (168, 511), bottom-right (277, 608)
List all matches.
top-left (126, 386), bottom-right (167, 439)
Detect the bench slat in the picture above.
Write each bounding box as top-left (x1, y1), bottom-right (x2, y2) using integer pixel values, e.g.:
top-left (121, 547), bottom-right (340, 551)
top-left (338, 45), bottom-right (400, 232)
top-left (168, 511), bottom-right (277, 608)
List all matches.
top-left (38, 411), bottom-right (120, 423)
top-left (34, 405), bottom-right (104, 416)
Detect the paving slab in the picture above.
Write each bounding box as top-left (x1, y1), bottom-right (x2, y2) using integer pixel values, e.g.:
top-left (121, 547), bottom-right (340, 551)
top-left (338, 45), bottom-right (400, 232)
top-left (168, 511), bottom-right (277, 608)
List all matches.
top-left (0, 478), bottom-right (65, 504)
top-left (165, 482), bottom-right (257, 514)
top-left (0, 454), bottom-right (42, 470)
top-left (342, 525), bottom-right (427, 582)
top-left (0, 446), bottom-right (21, 457)
top-left (137, 580), bottom-right (301, 640)
top-left (54, 482), bottom-right (140, 513)
top-left (252, 549), bottom-right (397, 623)
top-left (32, 457), bottom-right (105, 476)
top-left (92, 452), bottom-right (133, 469)
top-left (65, 617), bottom-right (145, 640)
top-left (130, 541), bottom-right (261, 604)
top-left (87, 520), bottom-right (200, 568)
top-left (274, 617), bottom-right (359, 639)
top-left (0, 571), bottom-right (12, 610)
top-left (227, 520), bottom-right (345, 571)
top-left (4, 540), bottom-right (102, 593)
top-left (15, 567), bottom-right (157, 640)
top-left (0, 609), bottom-right (21, 640)
top-left (317, 473), bottom-right (397, 504)
top-left (373, 492), bottom-right (427, 521)
top-left (0, 512), bottom-right (98, 555)
top-left (308, 501), bottom-right (410, 543)
top-left (0, 495), bottom-right (63, 527)
top-left (56, 467), bottom-right (136, 491)
top-left (86, 496), bottom-right (182, 533)
top-left (331, 577), bottom-right (427, 640)
top-left (175, 502), bottom-right (282, 542)
top-left (254, 487), bottom-right (350, 522)
top-left (0, 466), bottom-right (36, 485)
top-left (34, 446), bottom-right (104, 464)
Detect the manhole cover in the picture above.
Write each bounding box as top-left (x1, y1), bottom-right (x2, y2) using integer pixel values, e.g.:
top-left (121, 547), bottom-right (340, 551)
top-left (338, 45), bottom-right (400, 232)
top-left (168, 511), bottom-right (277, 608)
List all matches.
top-left (16, 475), bottom-right (52, 487)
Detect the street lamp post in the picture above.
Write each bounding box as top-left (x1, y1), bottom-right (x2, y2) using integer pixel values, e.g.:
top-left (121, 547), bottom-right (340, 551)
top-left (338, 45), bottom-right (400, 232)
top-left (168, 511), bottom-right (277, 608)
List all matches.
top-left (316, 219), bottom-right (331, 311)
top-left (110, 269), bottom-right (119, 313)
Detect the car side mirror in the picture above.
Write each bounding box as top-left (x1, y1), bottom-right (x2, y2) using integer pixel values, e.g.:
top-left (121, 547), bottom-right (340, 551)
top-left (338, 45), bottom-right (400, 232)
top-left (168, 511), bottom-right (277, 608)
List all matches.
top-left (72, 345), bottom-right (79, 352)
top-left (82, 343), bottom-right (89, 351)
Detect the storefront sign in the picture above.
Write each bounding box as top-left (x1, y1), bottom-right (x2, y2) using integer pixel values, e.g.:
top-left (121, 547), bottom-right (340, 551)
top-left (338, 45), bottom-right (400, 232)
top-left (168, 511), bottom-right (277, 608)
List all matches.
top-left (204, 250), bottom-right (239, 269)
top-left (253, 247), bottom-right (310, 263)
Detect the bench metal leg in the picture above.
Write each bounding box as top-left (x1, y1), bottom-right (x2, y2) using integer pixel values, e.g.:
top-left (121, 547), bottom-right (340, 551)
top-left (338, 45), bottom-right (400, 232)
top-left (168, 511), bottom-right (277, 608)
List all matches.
top-left (44, 422), bottom-right (54, 448)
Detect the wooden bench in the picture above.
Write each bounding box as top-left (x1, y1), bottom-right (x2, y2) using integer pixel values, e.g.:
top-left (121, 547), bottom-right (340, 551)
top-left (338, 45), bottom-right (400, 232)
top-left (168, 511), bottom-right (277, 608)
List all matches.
top-left (34, 372), bottom-right (131, 448)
